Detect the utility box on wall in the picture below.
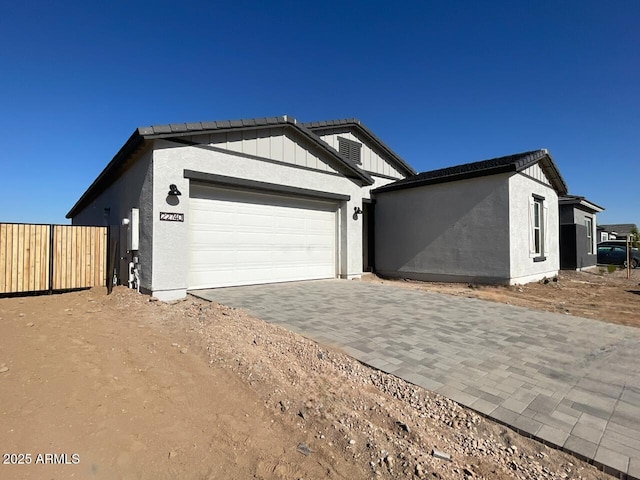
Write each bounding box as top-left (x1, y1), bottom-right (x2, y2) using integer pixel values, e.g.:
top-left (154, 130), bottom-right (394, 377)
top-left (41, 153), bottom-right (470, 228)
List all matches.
top-left (127, 208), bottom-right (139, 251)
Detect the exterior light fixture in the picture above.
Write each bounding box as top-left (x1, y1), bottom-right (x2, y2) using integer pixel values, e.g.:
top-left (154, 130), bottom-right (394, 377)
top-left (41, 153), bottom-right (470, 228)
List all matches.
top-left (353, 206), bottom-right (363, 220)
top-left (168, 184), bottom-right (182, 196)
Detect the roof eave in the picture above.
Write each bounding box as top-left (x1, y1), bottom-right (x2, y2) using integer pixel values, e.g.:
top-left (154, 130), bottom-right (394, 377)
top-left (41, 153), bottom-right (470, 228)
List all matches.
top-left (66, 130), bottom-right (147, 218)
top-left (559, 196), bottom-right (605, 213)
top-left (372, 164), bottom-right (516, 194)
top-left (142, 119), bottom-right (373, 185)
top-left (67, 117), bottom-right (374, 219)
top-left (350, 123), bottom-right (417, 177)
top-left (293, 123), bottom-right (373, 186)
top-left (520, 151), bottom-right (569, 196)
top-left (581, 200), bottom-right (604, 213)
top-left (304, 120), bottom-right (416, 177)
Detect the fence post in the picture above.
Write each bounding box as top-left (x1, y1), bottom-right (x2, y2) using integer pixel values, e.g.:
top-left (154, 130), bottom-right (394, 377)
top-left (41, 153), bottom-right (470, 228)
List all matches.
top-left (107, 233), bottom-right (117, 295)
top-left (48, 225), bottom-right (54, 294)
top-left (628, 236), bottom-right (631, 280)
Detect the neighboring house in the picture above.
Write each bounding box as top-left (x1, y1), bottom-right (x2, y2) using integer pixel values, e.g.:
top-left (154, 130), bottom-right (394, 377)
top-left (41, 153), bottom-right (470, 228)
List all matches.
top-left (558, 195), bottom-right (604, 270)
top-left (66, 116), bottom-right (415, 301)
top-left (598, 224), bottom-right (638, 242)
top-left (372, 150), bottom-right (569, 285)
top-left (597, 225), bottom-right (616, 242)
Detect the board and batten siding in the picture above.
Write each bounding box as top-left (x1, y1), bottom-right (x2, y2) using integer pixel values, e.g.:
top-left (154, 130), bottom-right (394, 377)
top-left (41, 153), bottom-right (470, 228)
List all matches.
top-left (521, 163), bottom-right (551, 186)
top-left (185, 128), bottom-right (338, 174)
top-left (315, 132), bottom-right (404, 179)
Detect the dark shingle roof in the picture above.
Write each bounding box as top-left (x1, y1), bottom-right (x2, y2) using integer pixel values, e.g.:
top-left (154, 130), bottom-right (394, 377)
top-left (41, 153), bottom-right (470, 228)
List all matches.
top-left (137, 116), bottom-right (290, 136)
top-left (301, 118), bottom-right (416, 177)
top-left (598, 224), bottom-right (638, 234)
top-left (559, 195), bottom-right (604, 212)
top-left (373, 149), bottom-right (568, 195)
top-left (67, 115), bottom-right (373, 219)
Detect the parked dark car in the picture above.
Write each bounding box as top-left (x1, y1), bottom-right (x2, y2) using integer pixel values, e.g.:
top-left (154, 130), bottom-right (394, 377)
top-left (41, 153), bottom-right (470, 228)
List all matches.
top-left (597, 241), bottom-right (640, 268)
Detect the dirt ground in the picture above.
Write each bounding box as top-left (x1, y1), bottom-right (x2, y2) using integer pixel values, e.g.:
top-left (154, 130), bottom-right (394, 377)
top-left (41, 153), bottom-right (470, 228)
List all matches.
top-left (365, 268), bottom-right (640, 328)
top-left (0, 272), bottom-right (631, 479)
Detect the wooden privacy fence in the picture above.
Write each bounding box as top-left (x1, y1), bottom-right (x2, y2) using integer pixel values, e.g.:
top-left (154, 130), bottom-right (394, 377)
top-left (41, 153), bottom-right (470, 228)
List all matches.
top-left (0, 224), bottom-right (50, 293)
top-left (0, 223), bottom-right (108, 295)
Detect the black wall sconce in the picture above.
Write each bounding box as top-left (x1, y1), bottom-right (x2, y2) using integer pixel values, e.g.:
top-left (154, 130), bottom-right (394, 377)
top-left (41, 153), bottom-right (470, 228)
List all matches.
top-left (168, 184), bottom-right (182, 196)
top-left (353, 206), bottom-right (363, 220)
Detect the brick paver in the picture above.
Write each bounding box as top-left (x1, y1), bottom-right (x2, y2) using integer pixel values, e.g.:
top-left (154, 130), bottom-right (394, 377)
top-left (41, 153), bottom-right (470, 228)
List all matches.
top-left (192, 280), bottom-right (640, 478)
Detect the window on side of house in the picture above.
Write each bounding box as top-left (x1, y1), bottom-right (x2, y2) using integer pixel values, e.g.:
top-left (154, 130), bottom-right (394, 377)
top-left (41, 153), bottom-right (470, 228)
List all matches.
top-left (529, 195), bottom-right (547, 260)
top-left (585, 218), bottom-right (593, 254)
top-left (533, 200), bottom-right (542, 254)
top-left (337, 137), bottom-right (362, 165)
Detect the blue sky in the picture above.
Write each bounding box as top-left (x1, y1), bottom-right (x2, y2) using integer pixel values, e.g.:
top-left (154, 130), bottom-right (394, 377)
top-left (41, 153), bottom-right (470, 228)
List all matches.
top-left (1, 0), bottom-right (638, 225)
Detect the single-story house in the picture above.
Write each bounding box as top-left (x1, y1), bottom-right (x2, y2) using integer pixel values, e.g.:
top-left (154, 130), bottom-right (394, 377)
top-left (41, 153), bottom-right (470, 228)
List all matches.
top-left (558, 195), bottom-right (604, 270)
top-left (597, 226), bottom-right (616, 242)
top-left (66, 116), bottom-right (415, 301)
top-left (372, 150), bottom-right (569, 285)
top-left (68, 115), bottom-right (576, 298)
top-left (598, 224), bottom-right (638, 243)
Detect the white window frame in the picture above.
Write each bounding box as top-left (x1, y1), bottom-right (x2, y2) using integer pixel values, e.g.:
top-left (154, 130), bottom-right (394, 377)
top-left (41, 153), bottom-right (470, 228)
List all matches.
top-left (533, 200), bottom-right (542, 255)
top-left (585, 218), bottom-right (593, 254)
top-left (529, 195), bottom-right (546, 260)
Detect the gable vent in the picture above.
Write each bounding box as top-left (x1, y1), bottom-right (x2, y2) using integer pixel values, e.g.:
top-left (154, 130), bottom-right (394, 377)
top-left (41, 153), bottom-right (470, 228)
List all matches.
top-left (337, 136), bottom-right (362, 165)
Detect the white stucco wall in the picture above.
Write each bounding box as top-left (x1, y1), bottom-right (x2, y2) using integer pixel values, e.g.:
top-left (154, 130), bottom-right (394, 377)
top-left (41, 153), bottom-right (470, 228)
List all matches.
top-left (362, 175), bottom-right (402, 200)
top-left (71, 148), bottom-right (154, 290)
top-left (508, 173), bottom-right (560, 283)
top-left (374, 174), bottom-right (513, 283)
top-left (151, 132), bottom-right (365, 300)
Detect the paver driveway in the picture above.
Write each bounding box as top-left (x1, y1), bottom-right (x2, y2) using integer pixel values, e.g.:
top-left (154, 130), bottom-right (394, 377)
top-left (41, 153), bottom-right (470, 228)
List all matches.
top-left (192, 280), bottom-right (640, 478)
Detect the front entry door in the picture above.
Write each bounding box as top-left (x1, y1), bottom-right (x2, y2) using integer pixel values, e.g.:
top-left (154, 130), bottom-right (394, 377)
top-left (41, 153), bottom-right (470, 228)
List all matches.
top-left (362, 202), bottom-right (374, 272)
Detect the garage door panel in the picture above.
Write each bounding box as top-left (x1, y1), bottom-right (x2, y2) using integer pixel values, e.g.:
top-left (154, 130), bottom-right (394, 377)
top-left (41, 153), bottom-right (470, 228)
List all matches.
top-left (309, 217), bottom-right (335, 229)
top-left (236, 212), bottom-right (273, 228)
top-left (235, 232), bottom-right (274, 245)
top-left (191, 184), bottom-right (335, 211)
top-left (189, 184), bottom-right (337, 289)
